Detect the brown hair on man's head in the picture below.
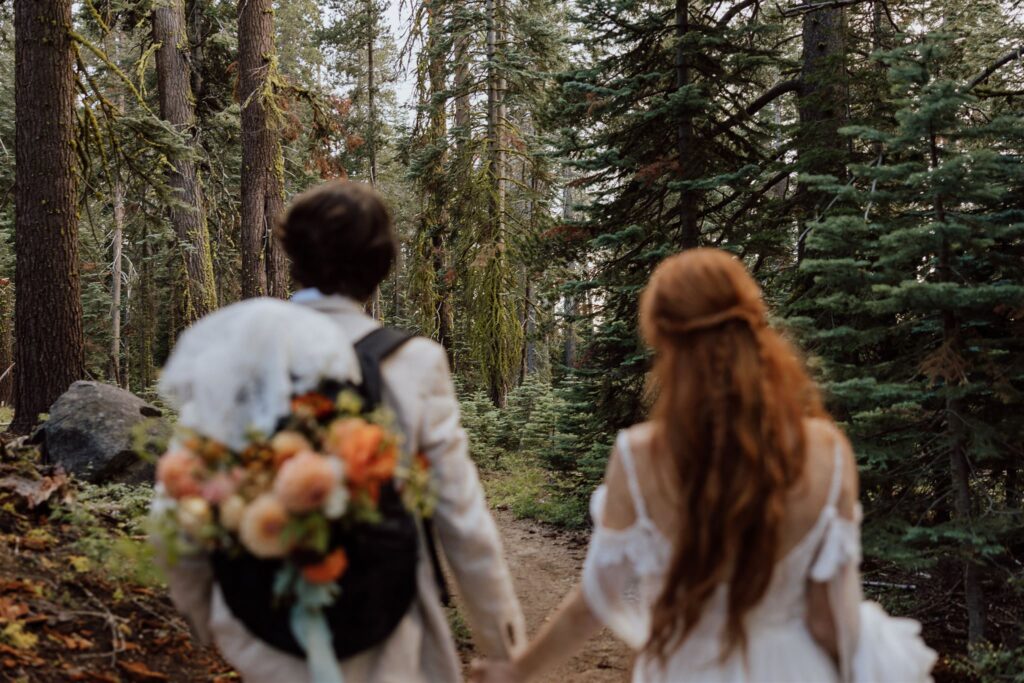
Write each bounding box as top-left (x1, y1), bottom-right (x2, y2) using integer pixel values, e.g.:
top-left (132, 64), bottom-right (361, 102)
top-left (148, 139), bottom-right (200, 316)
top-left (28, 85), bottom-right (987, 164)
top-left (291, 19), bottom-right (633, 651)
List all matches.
top-left (275, 180), bottom-right (397, 302)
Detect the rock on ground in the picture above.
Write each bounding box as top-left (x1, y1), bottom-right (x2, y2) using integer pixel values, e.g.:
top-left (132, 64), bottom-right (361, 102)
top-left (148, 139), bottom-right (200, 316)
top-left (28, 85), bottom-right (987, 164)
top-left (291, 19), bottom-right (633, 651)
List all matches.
top-left (33, 381), bottom-right (169, 485)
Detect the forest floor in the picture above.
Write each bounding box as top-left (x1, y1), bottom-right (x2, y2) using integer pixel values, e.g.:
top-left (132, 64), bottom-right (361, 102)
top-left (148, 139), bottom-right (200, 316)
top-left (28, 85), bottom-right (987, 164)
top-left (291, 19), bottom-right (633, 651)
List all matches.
top-left (0, 433), bottom-right (629, 682)
top-left (0, 434), bottom-right (970, 682)
top-left (452, 510), bottom-right (631, 682)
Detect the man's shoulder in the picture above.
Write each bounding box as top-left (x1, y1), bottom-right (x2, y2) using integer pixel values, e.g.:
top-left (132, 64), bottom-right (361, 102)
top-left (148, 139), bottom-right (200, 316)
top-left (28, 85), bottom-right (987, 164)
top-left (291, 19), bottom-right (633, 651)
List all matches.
top-left (385, 334), bottom-right (450, 378)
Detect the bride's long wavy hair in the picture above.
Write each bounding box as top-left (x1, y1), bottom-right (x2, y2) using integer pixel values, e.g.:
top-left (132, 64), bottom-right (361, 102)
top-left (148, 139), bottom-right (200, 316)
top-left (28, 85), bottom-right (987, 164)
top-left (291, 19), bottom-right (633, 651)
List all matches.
top-left (639, 248), bottom-right (826, 661)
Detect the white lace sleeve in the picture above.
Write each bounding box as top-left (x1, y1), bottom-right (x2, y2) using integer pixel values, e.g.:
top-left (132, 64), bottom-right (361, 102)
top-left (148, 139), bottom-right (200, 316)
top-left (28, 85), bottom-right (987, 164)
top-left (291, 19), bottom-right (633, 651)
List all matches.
top-left (581, 485), bottom-right (660, 651)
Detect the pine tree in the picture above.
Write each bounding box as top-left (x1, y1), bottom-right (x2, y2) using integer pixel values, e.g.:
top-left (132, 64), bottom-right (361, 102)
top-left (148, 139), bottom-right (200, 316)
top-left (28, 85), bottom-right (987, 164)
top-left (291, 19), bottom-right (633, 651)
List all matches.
top-left (549, 0), bottom-right (796, 454)
top-left (799, 35), bottom-right (1024, 645)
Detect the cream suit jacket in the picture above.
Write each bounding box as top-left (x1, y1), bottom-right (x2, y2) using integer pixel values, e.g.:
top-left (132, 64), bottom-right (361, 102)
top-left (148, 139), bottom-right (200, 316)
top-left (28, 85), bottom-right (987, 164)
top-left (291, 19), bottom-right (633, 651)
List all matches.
top-left (162, 295), bottom-right (526, 682)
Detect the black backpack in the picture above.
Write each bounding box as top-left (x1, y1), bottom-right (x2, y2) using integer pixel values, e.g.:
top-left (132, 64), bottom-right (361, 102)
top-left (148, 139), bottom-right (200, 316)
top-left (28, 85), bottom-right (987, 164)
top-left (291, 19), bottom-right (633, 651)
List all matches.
top-left (211, 327), bottom-right (448, 660)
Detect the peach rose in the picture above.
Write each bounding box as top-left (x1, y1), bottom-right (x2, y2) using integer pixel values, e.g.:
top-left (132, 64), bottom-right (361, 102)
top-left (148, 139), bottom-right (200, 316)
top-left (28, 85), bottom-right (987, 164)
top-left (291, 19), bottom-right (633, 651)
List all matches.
top-left (157, 449), bottom-right (203, 499)
top-left (200, 472), bottom-right (237, 504)
top-left (239, 494), bottom-right (290, 558)
top-left (273, 451), bottom-right (339, 514)
top-left (270, 431), bottom-right (313, 469)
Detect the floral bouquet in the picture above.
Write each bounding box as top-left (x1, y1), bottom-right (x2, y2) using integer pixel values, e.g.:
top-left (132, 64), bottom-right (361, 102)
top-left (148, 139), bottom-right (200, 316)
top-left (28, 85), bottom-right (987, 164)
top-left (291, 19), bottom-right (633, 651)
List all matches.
top-left (153, 384), bottom-right (435, 680)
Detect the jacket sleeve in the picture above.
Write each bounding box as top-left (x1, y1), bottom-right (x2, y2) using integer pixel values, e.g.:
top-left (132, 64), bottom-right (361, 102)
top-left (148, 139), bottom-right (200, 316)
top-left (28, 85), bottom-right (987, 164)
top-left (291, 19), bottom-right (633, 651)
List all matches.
top-left (149, 489), bottom-right (215, 645)
top-left (417, 344), bottom-right (527, 659)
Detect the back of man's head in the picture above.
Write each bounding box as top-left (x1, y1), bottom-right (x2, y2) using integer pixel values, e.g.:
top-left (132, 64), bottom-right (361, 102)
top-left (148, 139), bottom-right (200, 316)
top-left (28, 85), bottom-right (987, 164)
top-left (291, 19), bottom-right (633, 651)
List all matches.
top-left (275, 180), bottom-right (396, 302)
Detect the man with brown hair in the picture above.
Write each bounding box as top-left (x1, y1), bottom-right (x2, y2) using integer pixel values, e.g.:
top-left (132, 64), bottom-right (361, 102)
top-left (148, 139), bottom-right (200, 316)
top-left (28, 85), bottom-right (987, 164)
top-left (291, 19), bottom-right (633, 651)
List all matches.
top-left (164, 180), bottom-right (526, 682)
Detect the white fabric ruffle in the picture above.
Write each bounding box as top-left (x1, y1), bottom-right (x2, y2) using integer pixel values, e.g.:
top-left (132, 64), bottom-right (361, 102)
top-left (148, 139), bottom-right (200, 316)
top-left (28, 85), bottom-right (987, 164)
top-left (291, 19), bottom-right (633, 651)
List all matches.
top-left (159, 298), bottom-right (361, 450)
top-left (852, 601), bottom-right (937, 683)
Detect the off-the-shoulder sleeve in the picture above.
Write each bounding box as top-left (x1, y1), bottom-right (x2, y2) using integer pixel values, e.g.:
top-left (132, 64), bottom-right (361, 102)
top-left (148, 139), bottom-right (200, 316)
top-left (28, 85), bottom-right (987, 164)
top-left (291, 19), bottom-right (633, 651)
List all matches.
top-left (581, 485), bottom-right (658, 651)
top-left (810, 503), bottom-right (864, 683)
top-left (810, 504), bottom-right (935, 683)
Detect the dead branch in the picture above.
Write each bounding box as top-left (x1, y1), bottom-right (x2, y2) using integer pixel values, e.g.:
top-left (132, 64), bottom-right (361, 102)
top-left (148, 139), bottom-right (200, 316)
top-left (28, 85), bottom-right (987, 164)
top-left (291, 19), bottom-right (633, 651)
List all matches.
top-left (779, 0), bottom-right (869, 18)
top-left (966, 46), bottom-right (1024, 92)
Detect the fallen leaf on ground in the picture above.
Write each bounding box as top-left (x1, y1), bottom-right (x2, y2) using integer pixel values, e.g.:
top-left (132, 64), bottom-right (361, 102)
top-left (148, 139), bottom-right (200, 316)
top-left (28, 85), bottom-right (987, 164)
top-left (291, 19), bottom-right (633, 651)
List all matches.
top-left (118, 659), bottom-right (170, 681)
top-left (1, 621), bottom-right (38, 649)
top-left (65, 668), bottom-right (119, 682)
top-left (0, 470), bottom-right (69, 509)
top-left (68, 555), bottom-right (92, 573)
top-left (48, 631), bottom-right (94, 650)
top-left (0, 597), bottom-right (28, 622)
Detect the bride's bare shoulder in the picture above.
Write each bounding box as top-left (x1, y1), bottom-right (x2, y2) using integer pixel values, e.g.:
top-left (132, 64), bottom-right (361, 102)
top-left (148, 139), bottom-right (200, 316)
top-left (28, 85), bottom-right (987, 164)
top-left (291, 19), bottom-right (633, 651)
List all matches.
top-left (802, 417), bottom-right (859, 512)
top-left (622, 421), bottom-right (659, 455)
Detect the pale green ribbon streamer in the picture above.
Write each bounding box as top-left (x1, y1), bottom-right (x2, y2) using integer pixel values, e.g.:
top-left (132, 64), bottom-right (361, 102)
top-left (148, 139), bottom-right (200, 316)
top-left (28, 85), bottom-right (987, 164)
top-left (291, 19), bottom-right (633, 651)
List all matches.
top-left (279, 570), bottom-right (344, 683)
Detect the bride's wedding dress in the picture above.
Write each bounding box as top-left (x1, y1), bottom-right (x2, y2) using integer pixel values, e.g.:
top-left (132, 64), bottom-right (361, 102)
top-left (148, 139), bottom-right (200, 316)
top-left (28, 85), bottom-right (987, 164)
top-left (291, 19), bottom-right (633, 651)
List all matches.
top-left (582, 431), bottom-right (936, 683)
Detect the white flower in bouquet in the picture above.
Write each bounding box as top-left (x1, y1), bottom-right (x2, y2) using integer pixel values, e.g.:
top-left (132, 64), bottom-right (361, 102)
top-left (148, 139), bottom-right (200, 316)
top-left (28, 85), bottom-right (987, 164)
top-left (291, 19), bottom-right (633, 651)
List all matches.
top-left (177, 497), bottom-right (213, 538)
top-left (219, 495), bottom-right (247, 532)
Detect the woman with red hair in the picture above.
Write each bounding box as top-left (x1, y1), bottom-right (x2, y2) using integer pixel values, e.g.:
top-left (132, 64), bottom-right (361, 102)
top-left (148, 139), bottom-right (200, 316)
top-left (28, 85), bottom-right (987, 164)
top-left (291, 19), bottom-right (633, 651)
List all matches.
top-left (472, 249), bottom-right (934, 682)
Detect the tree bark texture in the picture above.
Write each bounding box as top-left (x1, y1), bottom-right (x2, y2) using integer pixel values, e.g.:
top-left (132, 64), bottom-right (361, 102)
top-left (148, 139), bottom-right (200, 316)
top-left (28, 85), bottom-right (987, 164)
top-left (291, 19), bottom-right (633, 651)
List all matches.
top-left (238, 0), bottom-right (287, 299)
top-left (486, 0), bottom-right (507, 246)
top-left (796, 1), bottom-right (847, 262)
top-left (930, 135), bottom-right (985, 644)
top-left (154, 0), bottom-right (218, 323)
top-left (109, 176), bottom-right (125, 386)
top-left (675, 0), bottom-right (700, 249)
top-left (11, 0), bottom-right (84, 434)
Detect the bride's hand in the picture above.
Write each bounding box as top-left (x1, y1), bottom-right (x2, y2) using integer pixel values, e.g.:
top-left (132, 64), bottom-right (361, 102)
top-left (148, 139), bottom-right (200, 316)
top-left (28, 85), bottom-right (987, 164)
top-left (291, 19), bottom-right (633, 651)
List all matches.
top-left (469, 658), bottom-right (522, 683)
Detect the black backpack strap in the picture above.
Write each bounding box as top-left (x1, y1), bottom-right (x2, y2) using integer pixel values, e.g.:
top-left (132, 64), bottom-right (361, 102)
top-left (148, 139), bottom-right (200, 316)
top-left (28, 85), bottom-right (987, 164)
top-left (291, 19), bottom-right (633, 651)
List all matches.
top-left (353, 327), bottom-right (451, 606)
top-left (353, 327), bottom-right (415, 408)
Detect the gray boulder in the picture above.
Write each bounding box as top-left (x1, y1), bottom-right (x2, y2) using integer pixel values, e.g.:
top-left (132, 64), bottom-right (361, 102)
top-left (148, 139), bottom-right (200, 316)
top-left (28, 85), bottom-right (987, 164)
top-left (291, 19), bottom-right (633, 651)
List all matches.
top-left (34, 381), bottom-right (169, 485)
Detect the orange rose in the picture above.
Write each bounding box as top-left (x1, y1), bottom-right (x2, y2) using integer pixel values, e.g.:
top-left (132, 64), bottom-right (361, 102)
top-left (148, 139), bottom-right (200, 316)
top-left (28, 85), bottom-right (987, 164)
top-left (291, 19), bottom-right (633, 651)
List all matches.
top-left (323, 417), bottom-right (364, 456)
top-left (302, 548), bottom-right (349, 585)
top-left (367, 443), bottom-right (397, 481)
top-left (291, 392), bottom-right (336, 419)
top-left (341, 424), bottom-right (384, 474)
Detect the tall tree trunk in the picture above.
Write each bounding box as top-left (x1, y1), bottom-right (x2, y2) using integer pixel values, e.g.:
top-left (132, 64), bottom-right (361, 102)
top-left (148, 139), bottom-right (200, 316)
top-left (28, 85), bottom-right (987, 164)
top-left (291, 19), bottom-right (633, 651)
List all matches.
top-left (110, 175), bottom-right (125, 387)
top-left (675, 0), bottom-right (699, 249)
top-left (238, 0), bottom-right (287, 299)
top-left (367, 0), bottom-right (383, 320)
top-left (423, 0), bottom-right (453, 362)
top-left (931, 133), bottom-right (985, 644)
top-left (796, 1), bottom-right (847, 263)
top-left (487, 0), bottom-right (507, 245)
top-left (454, 30), bottom-right (471, 140)
top-left (11, 0), bottom-right (84, 435)
top-left (484, 0), bottom-right (511, 407)
top-left (0, 283), bottom-right (13, 406)
top-left (153, 0), bottom-right (217, 323)
top-left (187, 0), bottom-right (206, 105)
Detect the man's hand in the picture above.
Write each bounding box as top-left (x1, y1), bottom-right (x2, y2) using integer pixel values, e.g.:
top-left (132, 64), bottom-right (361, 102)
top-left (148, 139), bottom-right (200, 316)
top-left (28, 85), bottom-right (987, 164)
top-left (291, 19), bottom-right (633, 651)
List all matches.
top-left (469, 658), bottom-right (522, 683)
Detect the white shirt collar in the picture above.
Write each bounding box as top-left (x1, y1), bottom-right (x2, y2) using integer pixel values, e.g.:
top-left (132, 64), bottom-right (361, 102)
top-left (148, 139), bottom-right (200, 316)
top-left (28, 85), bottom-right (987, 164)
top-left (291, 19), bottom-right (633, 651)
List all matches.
top-left (290, 287), bottom-right (324, 303)
top-left (291, 289), bottom-right (366, 315)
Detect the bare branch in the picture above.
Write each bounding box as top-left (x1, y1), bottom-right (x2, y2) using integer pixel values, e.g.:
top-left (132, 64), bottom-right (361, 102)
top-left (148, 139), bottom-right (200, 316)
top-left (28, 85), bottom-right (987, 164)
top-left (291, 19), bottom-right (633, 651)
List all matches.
top-left (779, 0), bottom-right (868, 18)
top-left (965, 46), bottom-right (1024, 92)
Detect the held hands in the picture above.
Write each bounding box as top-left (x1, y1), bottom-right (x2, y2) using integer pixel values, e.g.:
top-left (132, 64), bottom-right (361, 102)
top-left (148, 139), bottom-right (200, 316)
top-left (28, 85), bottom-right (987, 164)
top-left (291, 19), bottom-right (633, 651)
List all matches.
top-left (469, 658), bottom-right (523, 683)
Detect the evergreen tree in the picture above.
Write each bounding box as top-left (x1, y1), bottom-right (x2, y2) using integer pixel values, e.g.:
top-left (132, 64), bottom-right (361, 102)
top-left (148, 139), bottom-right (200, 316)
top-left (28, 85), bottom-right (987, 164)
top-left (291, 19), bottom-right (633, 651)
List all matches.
top-left (798, 35), bottom-right (1024, 646)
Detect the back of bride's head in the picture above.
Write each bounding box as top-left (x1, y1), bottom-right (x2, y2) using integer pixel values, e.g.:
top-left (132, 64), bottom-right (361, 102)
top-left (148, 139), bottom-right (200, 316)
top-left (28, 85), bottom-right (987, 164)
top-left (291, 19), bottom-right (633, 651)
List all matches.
top-left (639, 248), bottom-right (826, 660)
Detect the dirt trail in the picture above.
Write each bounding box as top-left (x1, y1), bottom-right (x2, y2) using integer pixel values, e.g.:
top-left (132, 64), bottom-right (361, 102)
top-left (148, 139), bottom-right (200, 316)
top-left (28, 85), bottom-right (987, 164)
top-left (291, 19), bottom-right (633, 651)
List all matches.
top-left (480, 510), bottom-right (632, 682)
